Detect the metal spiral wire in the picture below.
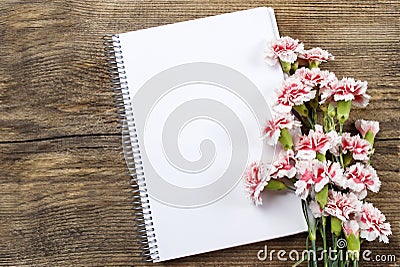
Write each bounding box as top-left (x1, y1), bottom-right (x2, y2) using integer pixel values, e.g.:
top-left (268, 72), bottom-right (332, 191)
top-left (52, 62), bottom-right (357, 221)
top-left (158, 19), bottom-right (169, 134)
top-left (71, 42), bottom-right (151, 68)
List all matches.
top-left (103, 34), bottom-right (159, 262)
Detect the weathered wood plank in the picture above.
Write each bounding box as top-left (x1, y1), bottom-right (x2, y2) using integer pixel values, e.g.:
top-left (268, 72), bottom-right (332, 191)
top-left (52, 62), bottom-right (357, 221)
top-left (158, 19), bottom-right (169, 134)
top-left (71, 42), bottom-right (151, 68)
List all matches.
top-left (0, 135), bottom-right (398, 266)
top-left (0, 0), bottom-right (399, 142)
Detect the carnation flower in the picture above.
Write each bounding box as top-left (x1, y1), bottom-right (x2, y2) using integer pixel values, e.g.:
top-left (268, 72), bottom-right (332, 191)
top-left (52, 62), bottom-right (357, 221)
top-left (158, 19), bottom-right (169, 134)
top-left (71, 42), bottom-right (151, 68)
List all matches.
top-left (293, 67), bottom-right (326, 88)
top-left (274, 77), bottom-right (316, 114)
top-left (326, 130), bottom-right (341, 156)
top-left (345, 163), bottom-right (381, 199)
top-left (319, 70), bottom-right (338, 91)
top-left (325, 160), bottom-right (346, 188)
top-left (343, 220), bottom-right (360, 237)
top-left (294, 159), bottom-right (330, 199)
top-left (265, 36), bottom-right (304, 65)
top-left (296, 125), bottom-right (332, 160)
top-left (357, 203), bottom-right (392, 243)
top-left (243, 162), bottom-right (269, 205)
top-left (341, 133), bottom-right (371, 161)
top-left (293, 68), bottom-right (337, 92)
top-left (309, 200), bottom-right (323, 218)
top-left (324, 190), bottom-right (362, 222)
top-left (263, 114), bottom-right (301, 145)
top-left (299, 47), bottom-right (335, 63)
top-left (269, 149), bottom-right (296, 179)
top-left (294, 166), bottom-right (313, 199)
top-left (320, 77), bottom-right (371, 108)
top-left (355, 119), bottom-right (380, 138)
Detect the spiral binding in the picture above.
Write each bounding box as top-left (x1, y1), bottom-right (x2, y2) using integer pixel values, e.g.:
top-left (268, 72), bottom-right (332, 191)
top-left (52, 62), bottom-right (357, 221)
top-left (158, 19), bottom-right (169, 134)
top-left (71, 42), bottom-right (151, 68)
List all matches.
top-left (103, 34), bottom-right (160, 262)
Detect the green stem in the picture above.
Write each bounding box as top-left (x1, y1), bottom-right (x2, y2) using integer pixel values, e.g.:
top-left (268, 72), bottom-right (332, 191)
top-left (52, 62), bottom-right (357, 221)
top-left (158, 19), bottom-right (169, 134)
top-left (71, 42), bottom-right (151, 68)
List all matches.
top-left (311, 239), bottom-right (317, 267)
top-left (339, 147), bottom-right (345, 168)
top-left (339, 122), bottom-right (344, 167)
top-left (307, 116), bottom-right (315, 130)
top-left (306, 236), bottom-right (311, 267)
top-left (302, 200), bottom-right (311, 229)
top-left (332, 233), bottom-right (338, 265)
top-left (322, 217), bottom-right (328, 267)
top-left (302, 200), bottom-right (317, 267)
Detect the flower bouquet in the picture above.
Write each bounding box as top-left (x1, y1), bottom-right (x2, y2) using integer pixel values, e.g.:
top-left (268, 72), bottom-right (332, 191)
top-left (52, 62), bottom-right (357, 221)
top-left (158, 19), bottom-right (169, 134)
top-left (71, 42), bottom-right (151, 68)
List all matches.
top-left (243, 36), bottom-right (392, 267)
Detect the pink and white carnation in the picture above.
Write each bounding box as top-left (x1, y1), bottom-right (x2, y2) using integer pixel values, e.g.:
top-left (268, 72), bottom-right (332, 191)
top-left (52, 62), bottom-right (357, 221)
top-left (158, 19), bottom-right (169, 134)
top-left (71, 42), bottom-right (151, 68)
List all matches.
top-left (325, 160), bottom-right (346, 188)
top-left (320, 77), bottom-right (371, 107)
top-left (269, 149), bottom-right (296, 179)
top-left (324, 190), bottom-right (362, 222)
top-left (299, 47), bottom-right (335, 63)
top-left (319, 70), bottom-right (338, 91)
top-left (293, 67), bottom-right (326, 88)
top-left (274, 77), bottom-right (316, 113)
top-left (294, 159), bottom-right (330, 199)
top-left (294, 160), bottom-right (314, 199)
top-left (296, 124), bottom-right (332, 160)
top-left (355, 119), bottom-right (380, 138)
top-left (357, 203), bottom-right (392, 243)
top-left (343, 220), bottom-right (360, 237)
top-left (293, 68), bottom-right (338, 92)
top-left (243, 162), bottom-right (269, 206)
top-left (341, 133), bottom-right (371, 161)
top-left (326, 130), bottom-right (341, 156)
top-left (265, 36), bottom-right (304, 65)
top-left (263, 114), bottom-right (301, 145)
top-left (345, 163), bottom-right (381, 199)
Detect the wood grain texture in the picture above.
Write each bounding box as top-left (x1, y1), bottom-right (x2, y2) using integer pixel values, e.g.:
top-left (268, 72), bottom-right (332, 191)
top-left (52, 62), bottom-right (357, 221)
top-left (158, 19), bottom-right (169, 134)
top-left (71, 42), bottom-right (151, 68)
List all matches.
top-left (0, 0), bottom-right (399, 266)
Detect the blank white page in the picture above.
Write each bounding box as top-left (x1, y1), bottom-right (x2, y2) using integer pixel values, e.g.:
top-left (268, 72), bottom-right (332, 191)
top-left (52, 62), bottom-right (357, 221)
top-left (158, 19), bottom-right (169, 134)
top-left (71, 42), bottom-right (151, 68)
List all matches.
top-left (118, 7), bottom-right (307, 262)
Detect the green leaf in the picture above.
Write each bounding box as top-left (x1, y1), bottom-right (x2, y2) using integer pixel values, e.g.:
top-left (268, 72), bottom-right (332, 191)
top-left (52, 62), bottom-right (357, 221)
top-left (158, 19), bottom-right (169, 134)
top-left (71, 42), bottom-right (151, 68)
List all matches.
top-left (265, 179), bottom-right (287, 190)
top-left (316, 184), bottom-right (328, 208)
top-left (278, 128), bottom-right (294, 151)
top-left (293, 103), bottom-right (309, 117)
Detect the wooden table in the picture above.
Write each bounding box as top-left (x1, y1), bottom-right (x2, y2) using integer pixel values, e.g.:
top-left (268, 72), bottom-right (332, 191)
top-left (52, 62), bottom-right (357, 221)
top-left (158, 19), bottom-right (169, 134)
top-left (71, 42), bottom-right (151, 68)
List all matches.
top-left (1, 1), bottom-right (399, 266)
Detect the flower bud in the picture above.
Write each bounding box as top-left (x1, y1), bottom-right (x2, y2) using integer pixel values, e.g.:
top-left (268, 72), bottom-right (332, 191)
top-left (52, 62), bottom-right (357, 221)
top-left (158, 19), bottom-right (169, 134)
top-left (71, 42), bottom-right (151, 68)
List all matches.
top-left (291, 61), bottom-right (299, 73)
top-left (337, 100), bottom-right (352, 124)
top-left (343, 220), bottom-right (361, 259)
top-left (331, 216), bottom-right (342, 237)
top-left (280, 60), bottom-right (291, 74)
top-left (308, 60), bottom-right (321, 69)
top-left (316, 152), bottom-right (326, 162)
top-left (327, 103), bottom-right (336, 118)
top-left (365, 130), bottom-right (375, 147)
top-left (346, 233), bottom-right (361, 260)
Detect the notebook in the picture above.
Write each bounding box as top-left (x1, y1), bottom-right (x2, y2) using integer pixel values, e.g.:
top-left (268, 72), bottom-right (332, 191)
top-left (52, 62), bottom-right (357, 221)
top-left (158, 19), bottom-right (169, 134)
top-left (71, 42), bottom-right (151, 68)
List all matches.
top-left (104, 7), bottom-right (307, 262)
